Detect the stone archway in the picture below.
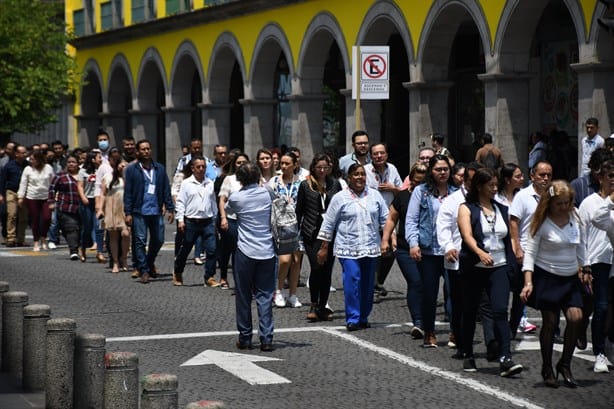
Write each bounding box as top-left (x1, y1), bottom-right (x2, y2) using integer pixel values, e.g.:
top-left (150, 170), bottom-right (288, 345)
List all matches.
top-left (135, 48), bottom-right (167, 166)
top-left (417, 0), bottom-right (489, 164)
top-left (296, 12), bottom-right (350, 161)
top-left (356, 1), bottom-right (413, 173)
top-left (168, 41), bottom-right (205, 158)
top-left (207, 32), bottom-right (246, 151)
top-left (246, 24), bottom-right (294, 158)
top-left (79, 59), bottom-right (104, 147)
top-left (106, 54), bottom-right (133, 145)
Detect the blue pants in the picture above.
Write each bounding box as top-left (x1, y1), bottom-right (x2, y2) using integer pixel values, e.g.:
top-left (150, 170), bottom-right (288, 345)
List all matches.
top-left (396, 248), bottom-right (423, 328)
top-left (48, 207), bottom-right (59, 243)
top-left (132, 214), bottom-right (164, 275)
top-left (233, 249), bottom-right (275, 345)
top-left (218, 218), bottom-right (238, 280)
top-left (418, 254), bottom-right (446, 333)
top-left (174, 219), bottom-right (217, 280)
top-left (80, 198), bottom-right (103, 251)
top-left (339, 257), bottom-right (377, 325)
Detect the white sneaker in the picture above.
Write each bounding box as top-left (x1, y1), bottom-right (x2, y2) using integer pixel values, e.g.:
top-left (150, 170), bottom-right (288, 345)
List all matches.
top-left (287, 294), bottom-right (302, 308)
top-left (273, 290), bottom-right (286, 308)
top-left (329, 286), bottom-right (336, 292)
top-left (594, 353), bottom-right (610, 373)
top-left (47, 241), bottom-right (57, 250)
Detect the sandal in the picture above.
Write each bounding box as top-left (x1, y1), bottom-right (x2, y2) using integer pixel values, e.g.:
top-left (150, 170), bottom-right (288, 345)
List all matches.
top-left (220, 280), bottom-right (230, 290)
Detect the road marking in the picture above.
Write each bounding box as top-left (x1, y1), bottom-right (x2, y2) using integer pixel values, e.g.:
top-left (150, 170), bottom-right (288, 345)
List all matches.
top-left (321, 328), bottom-right (544, 409)
top-left (181, 350), bottom-right (291, 385)
top-left (515, 336), bottom-right (596, 362)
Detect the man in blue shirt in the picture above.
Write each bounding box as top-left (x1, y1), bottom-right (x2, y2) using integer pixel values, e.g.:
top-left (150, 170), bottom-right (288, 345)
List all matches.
top-left (339, 130), bottom-right (371, 178)
top-left (124, 139), bottom-right (174, 283)
top-left (0, 144), bottom-right (28, 247)
top-left (205, 144), bottom-right (227, 181)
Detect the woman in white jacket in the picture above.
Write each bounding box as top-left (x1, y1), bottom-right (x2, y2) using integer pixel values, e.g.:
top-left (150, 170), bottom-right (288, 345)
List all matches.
top-left (17, 150), bottom-right (54, 251)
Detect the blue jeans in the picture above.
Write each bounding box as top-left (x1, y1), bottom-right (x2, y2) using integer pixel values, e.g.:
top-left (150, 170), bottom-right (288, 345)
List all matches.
top-left (591, 263), bottom-right (610, 355)
top-left (218, 218), bottom-right (238, 280)
top-left (234, 249), bottom-right (275, 345)
top-left (396, 248), bottom-right (423, 328)
top-left (174, 219), bottom-right (217, 280)
top-left (339, 257), bottom-right (377, 325)
top-left (132, 214), bottom-right (164, 275)
top-left (48, 207), bottom-right (59, 244)
top-left (417, 254), bottom-right (446, 333)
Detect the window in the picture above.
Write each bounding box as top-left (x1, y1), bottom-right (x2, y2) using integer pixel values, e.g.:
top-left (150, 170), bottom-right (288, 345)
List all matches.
top-left (132, 0), bottom-right (155, 23)
top-left (101, 0), bottom-right (123, 29)
top-left (73, 9), bottom-right (85, 36)
top-left (166, 0), bottom-right (190, 15)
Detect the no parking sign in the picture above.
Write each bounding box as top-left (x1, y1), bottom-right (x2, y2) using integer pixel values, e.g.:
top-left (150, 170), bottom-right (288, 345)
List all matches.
top-left (352, 46), bottom-right (389, 100)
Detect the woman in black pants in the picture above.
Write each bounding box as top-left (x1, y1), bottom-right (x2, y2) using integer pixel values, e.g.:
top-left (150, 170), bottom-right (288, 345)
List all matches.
top-left (295, 153), bottom-right (342, 321)
top-left (458, 167), bottom-right (523, 377)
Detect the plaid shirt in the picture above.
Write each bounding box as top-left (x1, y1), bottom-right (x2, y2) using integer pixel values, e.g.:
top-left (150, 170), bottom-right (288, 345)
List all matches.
top-left (49, 172), bottom-right (81, 214)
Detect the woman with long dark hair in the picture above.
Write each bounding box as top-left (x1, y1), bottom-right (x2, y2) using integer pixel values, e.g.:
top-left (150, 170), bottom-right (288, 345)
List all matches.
top-left (405, 154), bottom-right (457, 347)
top-left (295, 153), bottom-right (343, 321)
top-left (458, 167), bottom-right (523, 377)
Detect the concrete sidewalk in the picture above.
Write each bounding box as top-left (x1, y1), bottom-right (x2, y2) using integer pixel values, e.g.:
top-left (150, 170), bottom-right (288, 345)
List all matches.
top-left (0, 372), bottom-right (45, 409)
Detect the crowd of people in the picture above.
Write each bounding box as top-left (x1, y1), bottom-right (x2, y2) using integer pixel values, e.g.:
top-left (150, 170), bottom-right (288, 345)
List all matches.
top-left (1, 119), bottom-right (614, 383)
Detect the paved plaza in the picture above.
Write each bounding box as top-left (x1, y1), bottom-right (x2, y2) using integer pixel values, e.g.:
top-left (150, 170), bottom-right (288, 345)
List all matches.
top-left (1, 231), bottom-right (612, 408)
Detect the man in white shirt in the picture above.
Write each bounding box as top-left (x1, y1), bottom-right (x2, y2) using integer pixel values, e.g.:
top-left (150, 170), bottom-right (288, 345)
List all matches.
top-left (581, 118), bottom-right (604, 176)
top-left (365, 143), bottom-right (402, 302)
top-left (173, 156), bottom-right (218, 287)
top-left (509, 161), bottom-right (553, 333)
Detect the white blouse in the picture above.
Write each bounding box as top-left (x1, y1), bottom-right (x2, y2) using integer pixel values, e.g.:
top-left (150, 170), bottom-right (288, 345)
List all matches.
top-left (17, 164), bottom-right (54, 200)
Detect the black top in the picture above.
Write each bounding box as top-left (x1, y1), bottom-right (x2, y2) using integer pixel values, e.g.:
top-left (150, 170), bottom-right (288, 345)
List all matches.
top-left (295, 176), bottom-right (342, 243)
top-left (391, 189), bottom-right (411, 250)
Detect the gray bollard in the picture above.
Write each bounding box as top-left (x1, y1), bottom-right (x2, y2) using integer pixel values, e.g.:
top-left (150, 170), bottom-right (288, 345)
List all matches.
top-left (74, 333), bottom-right (106, 409)
top-left (185, 401), bottom-right (226, 409)
top-left (2, 291), bottom-right (28, 377)
top-left (0, 281), bottom-right (9, 370)
top-left (46, 318), bottom-right (77, 409)
top-left (104, 351), bottom-right (139, 409)
top-left (141, 373), bottom-right (178, 409)
top-left (22, 304), bottom-right (51, 391)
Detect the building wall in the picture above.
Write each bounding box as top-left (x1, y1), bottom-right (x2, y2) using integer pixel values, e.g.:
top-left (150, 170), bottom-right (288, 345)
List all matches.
top-left (65, 0), bottom-right (613, 178)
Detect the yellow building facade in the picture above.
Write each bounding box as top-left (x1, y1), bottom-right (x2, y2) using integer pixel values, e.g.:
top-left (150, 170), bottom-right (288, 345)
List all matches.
top-left (67, 0), bottom-right (613, 177)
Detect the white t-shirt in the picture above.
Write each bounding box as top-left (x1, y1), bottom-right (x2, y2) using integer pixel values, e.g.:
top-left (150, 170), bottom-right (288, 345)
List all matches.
top-left (509, 184), bottom-right (541, 250)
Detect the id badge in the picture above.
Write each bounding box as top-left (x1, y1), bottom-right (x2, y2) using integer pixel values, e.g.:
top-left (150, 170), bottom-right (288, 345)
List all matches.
top-left (567, 224), bottom-right (580, 244)
top-left (147, 184), bottom-right (156, 194)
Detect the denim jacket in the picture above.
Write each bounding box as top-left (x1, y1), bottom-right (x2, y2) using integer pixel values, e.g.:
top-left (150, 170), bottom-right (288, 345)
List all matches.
top-left (405, 183), bottom-right (457, 255)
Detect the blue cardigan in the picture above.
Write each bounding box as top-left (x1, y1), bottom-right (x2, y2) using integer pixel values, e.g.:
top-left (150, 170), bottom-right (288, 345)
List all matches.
top-left (123, 160), bottom-right (174, 216)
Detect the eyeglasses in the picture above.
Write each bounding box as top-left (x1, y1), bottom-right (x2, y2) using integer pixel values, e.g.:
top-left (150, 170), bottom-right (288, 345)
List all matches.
top-left (315, 166), bottom-right (331, 171)
top-left (433, 167), bottom-right (450, 173)
top-left (419, 156), bottom-right (432, 160)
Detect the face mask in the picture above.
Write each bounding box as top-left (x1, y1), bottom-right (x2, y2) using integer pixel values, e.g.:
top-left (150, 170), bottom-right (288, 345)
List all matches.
top-left (98, 140), bottom-right (109, 151)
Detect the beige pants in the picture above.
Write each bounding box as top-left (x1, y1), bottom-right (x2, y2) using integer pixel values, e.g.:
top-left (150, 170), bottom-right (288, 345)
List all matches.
top-left (6, 190), bottom-right (27, 244)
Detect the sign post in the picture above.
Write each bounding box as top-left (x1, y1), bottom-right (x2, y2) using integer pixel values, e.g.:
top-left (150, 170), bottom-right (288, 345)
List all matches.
top-left (352, 45), bottom-right (390, 130)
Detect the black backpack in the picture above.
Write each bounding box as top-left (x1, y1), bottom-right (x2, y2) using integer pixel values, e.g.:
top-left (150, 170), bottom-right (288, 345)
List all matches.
top-left (270, 196), bottom-right (300, 255)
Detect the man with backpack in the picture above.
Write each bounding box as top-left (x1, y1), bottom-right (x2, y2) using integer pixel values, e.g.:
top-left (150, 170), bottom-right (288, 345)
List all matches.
top-left (475, 133), bottom-right (504, 170)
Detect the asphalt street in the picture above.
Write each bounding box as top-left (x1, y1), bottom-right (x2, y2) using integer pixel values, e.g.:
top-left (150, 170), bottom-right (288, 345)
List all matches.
top-left (1, 229), bottom-right (612, 408)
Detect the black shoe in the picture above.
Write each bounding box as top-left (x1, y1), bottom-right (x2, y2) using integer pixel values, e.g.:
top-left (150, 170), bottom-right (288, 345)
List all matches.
top-left (236, 340), bottom-right (253, 350)
top-left (576, 333), bottom-right (587, 350)
top-left (541, 365), bottom-right (559, 388)
top-left (486, 340), bottom-right (500, 362)
top-left (359, 322), bottom-right (371, 329)
top-left (463, 357), bottom-right (477, 372)
top-left (374, 284), bottom-right (388, 297)
top-left (500, 358), bottom-right (523, 377)
top-left (346, 323), bottom-right (360, 332)
top-left (260, 343), bottom-right (274, 352)
top-left (556, 361), bottom-right (577, 388)
top-left (451, 351), bottom-right (464, 360)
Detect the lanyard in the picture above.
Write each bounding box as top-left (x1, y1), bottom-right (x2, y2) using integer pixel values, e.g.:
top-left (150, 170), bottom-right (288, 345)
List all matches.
top-left (140, 163), bottom-right (154, 184)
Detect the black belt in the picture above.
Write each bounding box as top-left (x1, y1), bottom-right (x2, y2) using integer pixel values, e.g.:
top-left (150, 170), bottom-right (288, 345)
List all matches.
top-left (185, 217), bottom-right (213, 224)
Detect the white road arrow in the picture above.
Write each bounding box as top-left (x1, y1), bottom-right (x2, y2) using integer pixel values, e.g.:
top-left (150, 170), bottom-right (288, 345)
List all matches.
top-left (181, 350), bottom-right (291, 385)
